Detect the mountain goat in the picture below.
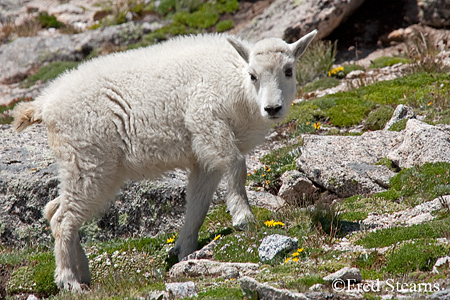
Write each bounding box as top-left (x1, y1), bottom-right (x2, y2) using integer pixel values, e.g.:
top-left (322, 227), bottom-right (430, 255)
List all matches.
top-left (13, 30), bottom-right (317, 291)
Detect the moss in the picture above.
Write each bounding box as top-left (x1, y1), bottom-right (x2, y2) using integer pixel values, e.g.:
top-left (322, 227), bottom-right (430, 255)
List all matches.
top-left (342, 63), bottom-right (365, 75)
top-left (369, 56), bottom-right (410, 69)
top-left (357, 218), bottom-right (450, 248)
top-left (364, 105), bottom-right (395, 130)
top-left (37, 12), bottom-right (63, 29)
top-left (21, 61), bottom-right (80, 88)
top-left (287, 72), bottom-right (450, 129)
top-left (388, 118), bottom-right (408, 131)
top-left (216, 19), bottom-right (234, 32)
top-left (301, 77), bottom-right (340, 93)
top-left (7, 266), bottom-right (35, 294)
top-left (385, 240), bottom-right (448, 274)
top-left (32, 252), bottom-right (58, 296)
top-left (375, 157), bottom-right (399, 173)
top-left (389, 162), bottom-right (450, 206)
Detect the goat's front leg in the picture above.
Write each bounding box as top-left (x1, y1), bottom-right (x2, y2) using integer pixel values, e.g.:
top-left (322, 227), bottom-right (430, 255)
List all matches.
top-left (173, 165), bottom-right (222, 260)
top-left (226, 154), bottom-right (255, 230)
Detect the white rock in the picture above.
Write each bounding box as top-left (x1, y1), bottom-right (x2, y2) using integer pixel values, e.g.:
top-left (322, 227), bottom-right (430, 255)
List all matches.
top-left (166, 281), bottom-right (197, 299)
top-left (432, 256), bottom-right (450, 274)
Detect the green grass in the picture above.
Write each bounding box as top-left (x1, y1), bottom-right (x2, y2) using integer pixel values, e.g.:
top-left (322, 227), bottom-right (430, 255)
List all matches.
top-left (301, 77), bottom-right (340, 93)
top-left (287, 72), bottom-right (450, 128)
top-left (195, 287), bottom-right (243, 300)
top-left (388, 118), bottom-right (408, 131)
top-left (357, 218), bottom-right (450, 248)
top-left (385, 240), bottom-right (449, 274)
top-left (389, 162), bottom-right (450, 206)
top-left (364, 105), bottom-right (395, 130)
top-left (247, 142), bottom-right (302, 193)
top-left (369, 56), bottom-right (410, 69)
top-left (20, 61), bottom-right (80, 88)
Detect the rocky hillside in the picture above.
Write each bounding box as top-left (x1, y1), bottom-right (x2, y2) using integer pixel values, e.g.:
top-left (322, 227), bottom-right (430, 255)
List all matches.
top-left (1, 0), bottom-right (450, 299)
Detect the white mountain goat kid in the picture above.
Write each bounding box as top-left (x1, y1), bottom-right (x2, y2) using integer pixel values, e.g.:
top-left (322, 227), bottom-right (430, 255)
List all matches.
top-left (13, 30), bottom-right (317, 291)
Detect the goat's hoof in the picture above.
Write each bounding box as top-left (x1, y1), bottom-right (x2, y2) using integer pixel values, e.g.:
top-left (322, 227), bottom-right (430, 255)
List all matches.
top-left (168, 246), bottom-right (180, 257)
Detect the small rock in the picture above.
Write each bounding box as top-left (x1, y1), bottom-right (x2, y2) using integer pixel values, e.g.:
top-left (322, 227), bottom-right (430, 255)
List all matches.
top-left (384, 104), bottom-right (415, 131)
top-left (166, 281), bottom-right (197, 299)
top-left (258, 234), bottom-right (298, 263)
top-left (239, 276), bottom-right (309, 300)
top-left (427, 288), bottom-right (450, 300)
top-left (323, 267), bottom-right (362, 284)
top-left (432, 256), bottom-right (450, 274)
top-left (309, 283), bottom-right (325, 291)
top-left (26, 295), bottom-right (39, 300)
top-left (181, 239), bottom-right (217, 261)
top-left (146, 290), bottom-right (170, 300)
top-left (278, 170), bottom-right (318, 206)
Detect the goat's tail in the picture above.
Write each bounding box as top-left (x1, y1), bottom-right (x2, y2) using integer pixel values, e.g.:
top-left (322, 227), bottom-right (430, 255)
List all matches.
top-left (12, 101), bottom-right (43, 132)
top-left (44, 198), bottom-right (60, 222)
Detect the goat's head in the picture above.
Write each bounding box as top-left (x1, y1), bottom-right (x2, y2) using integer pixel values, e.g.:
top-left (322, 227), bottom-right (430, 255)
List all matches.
top-left (228, 30), bottom-right (317, 121)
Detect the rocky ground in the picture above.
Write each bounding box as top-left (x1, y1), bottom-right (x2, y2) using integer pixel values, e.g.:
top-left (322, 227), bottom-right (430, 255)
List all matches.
top-left (2, 0), bottom-right (450, 299)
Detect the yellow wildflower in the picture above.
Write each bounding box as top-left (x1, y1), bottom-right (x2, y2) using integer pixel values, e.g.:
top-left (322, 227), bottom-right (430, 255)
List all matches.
top-left (428, 101), bottom-right (432, 106)
top-left (266, 180), bottom-right (270, 185)
top-left (262, 174), bottom-right (265, 177)
top-left (214, 234), bottom-right (221, 241)
top-left (267, 168), bottom-right (271, 172)
top-left (284, 257), bottom-right (292, 264)
top-left (313, 122), bottom-right (321, 130)
top-left (166, 237), bottom-right (175, 244)
top-left (247, 173), bottom-right (251, 176)
top-left (297, 248), bottom-right (304, 253)
top-left (306, 122), bottom-right (310, 125)
top-left (292, 257), bottom-right (299, 262)
top-left (292, 252), bottom-right (300, 257)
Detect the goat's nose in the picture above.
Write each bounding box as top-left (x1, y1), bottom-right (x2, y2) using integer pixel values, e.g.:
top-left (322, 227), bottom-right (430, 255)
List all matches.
top-left (264, 105), bottom-right (282, 116)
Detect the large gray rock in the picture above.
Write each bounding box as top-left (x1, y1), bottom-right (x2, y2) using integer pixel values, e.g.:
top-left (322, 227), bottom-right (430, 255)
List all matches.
top-left (237, 0), bottom-right (366, 42)
top-left (297, 131), bottom-right (400, 198)
top-left (0, 21), bottom-right (158, 84)
top-left (258, 234), bottom-right (298, 263)
top-left (169, 259), bottom-right (259, 279)
top-left (0, 124), bottom-right (189, 246)
top-left (240, 276), bottom-right (313, 300)
top-left (387, 119), bottom-right (450, 169)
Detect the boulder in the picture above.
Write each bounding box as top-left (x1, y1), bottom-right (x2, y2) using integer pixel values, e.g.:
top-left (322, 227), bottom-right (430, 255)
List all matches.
top-left (237, 0), bottom-right (366, 42)
top-left (387, 119), bottom-right (450, 169)
top-left (297, 131), bottom-right (401, 198)
top-left (258, 234), bottom-right (298, 263)
top-left (247, 190), bottom-right (285, 211)
top-left (0, 124), bottom-right (189, 246)
top-left (169, 259), bottom-right (259, 279)
top-left (0, 21), bottom-right (160, 85)
top-left (278, 170), bottom-right (319, 206)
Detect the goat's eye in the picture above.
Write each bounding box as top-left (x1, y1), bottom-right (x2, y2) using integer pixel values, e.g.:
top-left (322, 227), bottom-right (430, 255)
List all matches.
top-left (250, 73), bottom-right (257, 82)
top-left (285, 68), bottom-right (293, 77)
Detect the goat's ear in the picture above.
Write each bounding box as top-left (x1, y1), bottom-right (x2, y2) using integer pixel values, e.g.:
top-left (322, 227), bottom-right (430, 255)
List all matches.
top-left (227, 37), bottom-right (250, 63)
top-left (290, 29), bottom-right (318, 60)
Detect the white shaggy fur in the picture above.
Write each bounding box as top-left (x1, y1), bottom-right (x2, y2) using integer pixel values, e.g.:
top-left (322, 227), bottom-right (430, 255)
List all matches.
top-left (13, 31), bottom-right (317, 291)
